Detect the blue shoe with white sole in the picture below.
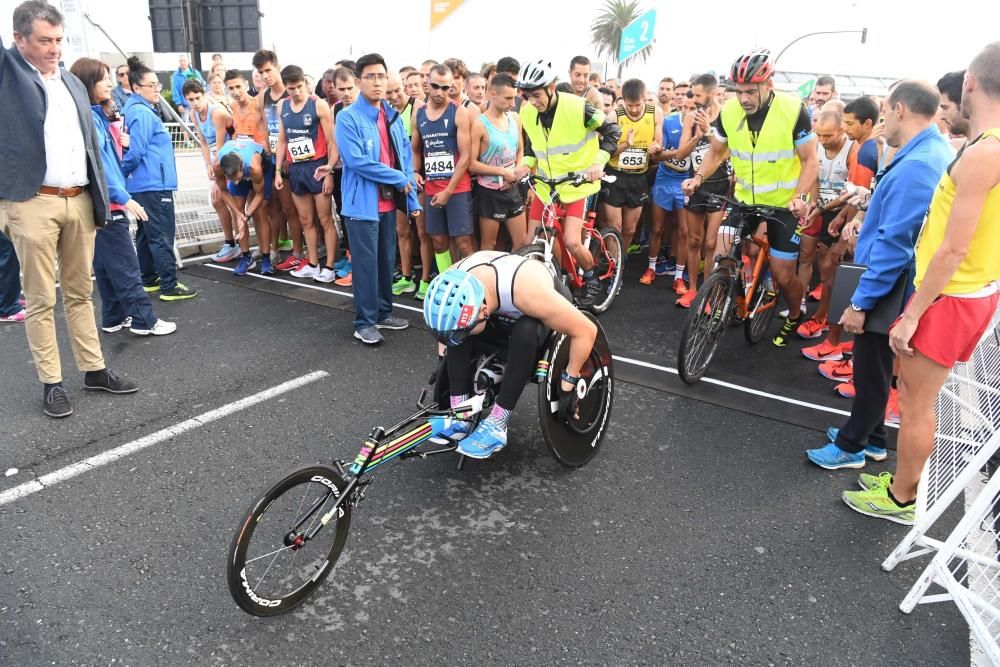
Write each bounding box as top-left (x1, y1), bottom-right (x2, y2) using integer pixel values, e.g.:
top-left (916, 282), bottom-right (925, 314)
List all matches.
top-left (456, 419), bottom-right (507, 459)
top-left (806, 442), bottom-right (867, 470)
top-left (826, 426), bottom-right (888, 461)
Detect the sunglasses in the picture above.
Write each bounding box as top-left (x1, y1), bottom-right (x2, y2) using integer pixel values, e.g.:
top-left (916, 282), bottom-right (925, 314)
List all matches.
top-left (434, 303), bottom-right (485, 346)
top-left (428, 82), bottom-right (451, 91)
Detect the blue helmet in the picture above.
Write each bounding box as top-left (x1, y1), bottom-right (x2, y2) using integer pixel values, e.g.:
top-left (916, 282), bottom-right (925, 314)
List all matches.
top-left (423, 269), bottom-right (486, 345)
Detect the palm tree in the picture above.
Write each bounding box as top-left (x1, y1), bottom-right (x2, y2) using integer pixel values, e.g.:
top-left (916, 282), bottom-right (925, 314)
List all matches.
top-left (590, 0), bottom-right (652, 79)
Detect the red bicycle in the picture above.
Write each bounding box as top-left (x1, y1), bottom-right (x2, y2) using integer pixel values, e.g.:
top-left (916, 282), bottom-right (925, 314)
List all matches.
top-left (516, 173), bottom-right (624, 314)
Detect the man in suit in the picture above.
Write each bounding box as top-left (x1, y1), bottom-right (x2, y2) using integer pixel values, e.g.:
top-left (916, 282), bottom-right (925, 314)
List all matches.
top-left (0, 1), bottom-right (138, 418)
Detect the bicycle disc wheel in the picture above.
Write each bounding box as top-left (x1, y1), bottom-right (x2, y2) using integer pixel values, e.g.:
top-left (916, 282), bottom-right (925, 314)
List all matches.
top-left (744, 263), bottom-right (781, 344)
top-left (538, 313), bottom-right (614, 468)
top-left (587, 227), bottom-right (624, 315)
top-left (228, 465), bottom-right (352, 617)
top-left (515, 242), bottom-right (558, 281)
top-left (677, 272), bottom-right (735, 384)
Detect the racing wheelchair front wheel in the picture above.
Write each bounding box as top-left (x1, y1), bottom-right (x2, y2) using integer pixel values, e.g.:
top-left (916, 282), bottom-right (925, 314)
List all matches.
top-left (537, 312), bottom-right (614, 468)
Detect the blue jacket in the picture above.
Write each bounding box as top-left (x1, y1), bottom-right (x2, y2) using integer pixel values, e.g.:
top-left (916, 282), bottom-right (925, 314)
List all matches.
top-left (122, 94), bottom-right (178, 193)
top-left (335, 98), bottom-right (421, 221)
top-left (90, 105), bottom-right (130, 208)
top-left (851, 125), bottom-right (952, 310)
top-left (171, 67), bottom-right (205, 108)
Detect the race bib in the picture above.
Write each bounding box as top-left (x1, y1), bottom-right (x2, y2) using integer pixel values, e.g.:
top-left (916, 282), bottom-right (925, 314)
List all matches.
top-left (425, 152), bottom-right (455, 180)
top-left (288, 136), bottom-right (317, 162)
top-left (819, 187), bottom-right (841, 206)
top-left (619, 147), bottom-right (648, 171)
top-left (268, 134), bottom-right (278, 153)
top-left (691, 142), bottom-right (709, 168)
top-left (663, 154), bottom-right (691, 172)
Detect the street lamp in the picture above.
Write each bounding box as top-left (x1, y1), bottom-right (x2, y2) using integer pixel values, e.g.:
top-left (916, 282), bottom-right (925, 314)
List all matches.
top-left (774, 28), bottom-right (868, 67)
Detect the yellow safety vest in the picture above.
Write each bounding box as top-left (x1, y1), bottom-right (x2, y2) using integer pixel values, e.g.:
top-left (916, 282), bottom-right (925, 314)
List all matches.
top-left (609, 104), bottom-right (655, 172)
top-left (915, 129), bottom-right (1000, 295)
top-left (720, 92), bottom-right (803, 207)
top-left (520, 92), bottom-right (605, 204)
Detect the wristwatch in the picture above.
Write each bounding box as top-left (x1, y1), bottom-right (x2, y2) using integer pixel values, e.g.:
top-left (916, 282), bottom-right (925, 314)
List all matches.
top-left (850, 303), bottom-right (864, 312)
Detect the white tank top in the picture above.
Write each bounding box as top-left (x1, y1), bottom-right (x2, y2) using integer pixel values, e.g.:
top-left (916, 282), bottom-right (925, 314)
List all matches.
top-left (454, 251), bottom-right (527, 325)
top-left (818, 138), bottom-right (853, 205)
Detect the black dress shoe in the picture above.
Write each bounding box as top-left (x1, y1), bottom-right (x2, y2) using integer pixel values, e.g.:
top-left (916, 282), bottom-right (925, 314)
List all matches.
top-left (43, 385), bottom-right (73, 418)
top-left (83, 368), bottom-right (139, 394)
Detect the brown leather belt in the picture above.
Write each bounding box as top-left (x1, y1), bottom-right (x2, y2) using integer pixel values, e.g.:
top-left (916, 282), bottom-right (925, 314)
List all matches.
top-left (38, 185), bottom-right (85, 197)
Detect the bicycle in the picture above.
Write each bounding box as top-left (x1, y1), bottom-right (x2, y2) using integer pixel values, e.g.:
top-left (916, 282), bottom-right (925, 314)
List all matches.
top-left (515, 173), bottom-right (624, 314)
top-left (676, 194), bottom-right (786, 384)
top-left (227, 313), bottom-right (614, 616)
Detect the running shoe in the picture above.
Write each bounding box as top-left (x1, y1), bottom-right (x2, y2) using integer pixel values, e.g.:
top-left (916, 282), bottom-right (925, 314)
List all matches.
top-left (825, 427), bottom-right (888, 461)
top-left (673, 278), bottom-right (688, 295)
top-left (233, 254), bottom-right (256, 276)
top-left (0, 309), bottom-right (27, 323)
top-left (639, 268), bottom-right (656, 285)
top-left (841, 485), bottom-right (915, 525)
top-left (676, 290), bottom-right (697, 308)
top-left (212, 243), bottom-right (240, 263)
top-left (577, 280), bottom-right (603, 308)
top-left (807, 284), bottom-right (823, 302)
top-left (269, 250), bottom-right (280, 266)
top-left (159, 284), bottom-right (198, 301)
top-left (291, 263), bottom-right (319, 279)
top-left (457, 419), bottom-right (507, 459)
top-left (841, 340), bottom-right (854, 354)
top-left (655, 257), bottom-right (675, 275)
top-left (130, 319), bottom-right (177, 336)
top-left (376, 316), bottom-right (409, 330)
top-left (796, 317), bottom-right (829, 340)
top-left (806, 443), bottom-right (867, 470)
top-left (314, 267), bottom-right (336, 283)
top-left (836, 381), bottom-right (856, 398)
top-left (392, 276), bottom-right (416, 295)
top-left (772, 314), bottom-right (802, 347)
top-left (335, 273), bottom-right (353, 287)
top-left (335, 260), bottom-right (352, 279)
top-left (819, 358), bottom-right (853, 382)
top-left (101, 316), bottom-right (132, 333)
top-left (626, 243), bottom-right (642, 255)
top-left (885, 388), bottom-right (901, 425)
top-left (779, 298), bottom-right (807, 319)
top-left (334, 256), bottom-right (351, 274)
top-left (428, 415), bottom-right (471, 441)
top-left (142, 277), bottom-right (161, 293)
top-left (354, 325), bottom-right (383, 345)
top-left (415, 280), bottom-right (430, 300)
top-left (802, 339), bottom-right (844, 361)
top-left (858, 471), bottom-right (893, 491)
top-left (259, 257), bottom-right (275, 275)
top-left (277, 238), bottom-right (293, 252)
top-left (275, 255), bottom-right (306, 272)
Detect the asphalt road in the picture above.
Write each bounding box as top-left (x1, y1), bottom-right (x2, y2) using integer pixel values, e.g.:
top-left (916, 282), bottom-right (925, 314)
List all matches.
top-left (0, 258), bottom-right (968, 665)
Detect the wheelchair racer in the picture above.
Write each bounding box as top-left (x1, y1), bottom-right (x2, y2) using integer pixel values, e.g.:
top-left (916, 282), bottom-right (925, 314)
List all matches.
top-left (424, 251), bottom-right (598, 459)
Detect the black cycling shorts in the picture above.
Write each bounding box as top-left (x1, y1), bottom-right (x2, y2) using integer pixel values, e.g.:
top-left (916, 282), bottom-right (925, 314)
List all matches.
top-left (477, 186), bottom-right (525, 222)
top-left (754, 207), bottom-right (802, 261)
top-left (686, 178), bottom-right (729, 213)
top-left (599, 168), bottom-right (650, 209)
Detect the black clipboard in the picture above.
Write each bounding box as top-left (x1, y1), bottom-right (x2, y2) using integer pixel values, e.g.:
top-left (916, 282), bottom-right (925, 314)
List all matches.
top-left (829, 263), bottom-right (909, 335)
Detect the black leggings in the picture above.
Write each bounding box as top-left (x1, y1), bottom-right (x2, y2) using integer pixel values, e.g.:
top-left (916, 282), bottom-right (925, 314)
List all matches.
top-left (447, 316), bottom-right (549, 410)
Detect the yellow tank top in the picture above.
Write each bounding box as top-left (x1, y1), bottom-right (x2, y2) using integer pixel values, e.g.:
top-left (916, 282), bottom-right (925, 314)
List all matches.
top-left (609, 104), bottom-right (655, 172)
top-left (915, 129), bottom-right (1000, 295)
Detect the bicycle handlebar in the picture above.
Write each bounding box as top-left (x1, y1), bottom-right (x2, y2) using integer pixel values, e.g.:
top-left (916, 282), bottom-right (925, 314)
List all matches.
top-left (520, 172), bottom-right (617, 189)
top-left (705, 194), bottom-right (787, 225)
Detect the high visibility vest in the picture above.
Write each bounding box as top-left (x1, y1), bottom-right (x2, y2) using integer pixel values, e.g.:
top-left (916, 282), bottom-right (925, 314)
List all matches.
top-left (720, 92), bottom-right (803, 206)
top-left (520, 92), bottom-right (603, 204)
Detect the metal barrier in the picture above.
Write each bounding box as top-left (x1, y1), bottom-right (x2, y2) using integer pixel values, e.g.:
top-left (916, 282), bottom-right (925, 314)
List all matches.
top-left (165, 122), bottom-right (201, 154)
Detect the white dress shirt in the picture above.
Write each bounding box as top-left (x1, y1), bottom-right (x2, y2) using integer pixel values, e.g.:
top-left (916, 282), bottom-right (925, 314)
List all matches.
top-left (28, 62), bottom-right (88, 188)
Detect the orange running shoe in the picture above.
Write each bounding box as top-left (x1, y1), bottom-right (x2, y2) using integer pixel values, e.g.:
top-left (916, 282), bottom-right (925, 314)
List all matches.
top-left (639, 268), bottom-right (655, 285)
top-left (334, 272), bottom-right (353, 287)
top-left (673, 278), bottom-right (688, 295)
top-left (802, 339), bottom-right (844, 361)
top-left (796, 317), bottom-right (829, 340)
top-left (676, 290), bottom-right (697, 308)
top-left (836, 381), bottom-right (856, 398)
top-left (841, 340), bottom-right (854, 354)
top-left (885, 388), bottom-right (900, 425)
top-left (819, 358), bottom-right (853, 382)
top-left (808, 284), bottom-right (823, 302)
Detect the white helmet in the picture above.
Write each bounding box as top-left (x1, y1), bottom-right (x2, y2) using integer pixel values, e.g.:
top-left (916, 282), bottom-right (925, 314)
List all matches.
top-left (516, 59), bottom-right (557, 89)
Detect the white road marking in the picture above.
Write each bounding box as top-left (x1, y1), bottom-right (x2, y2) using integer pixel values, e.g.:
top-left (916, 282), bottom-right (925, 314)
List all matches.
top-left (0, 370), bottom-right (329, 506)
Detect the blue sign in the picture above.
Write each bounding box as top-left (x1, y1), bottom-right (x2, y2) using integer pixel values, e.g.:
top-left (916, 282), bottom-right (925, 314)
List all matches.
top-left (618, 9), bottom-right (656, 62)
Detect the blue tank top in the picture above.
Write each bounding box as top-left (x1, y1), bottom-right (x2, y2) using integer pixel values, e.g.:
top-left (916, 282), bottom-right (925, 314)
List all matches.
top-left (218, 139), bottom-right (263, 180)
top-left (658, 112), bottom-right (690, 179)
top-left (281, 96), bottom-right (328, 163)
top-left (476, 112), bottom-right (518, 190)
top-left (263, 88), bottom-right (288, 153)
top-left (196, 103), bottom-right (229, 158)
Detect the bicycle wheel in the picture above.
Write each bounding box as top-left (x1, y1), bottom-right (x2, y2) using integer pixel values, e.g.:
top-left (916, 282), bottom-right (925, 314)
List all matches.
top-left (743, 262), bottom-right (781, 344)
top-left (228, 465), bottom-right (352, 617)
top-left (515, 242), bottom-right (558, 281)
top-left (537, 313), bottom-right (614, 468)
top-left (586, 227), bottom-right (624, 315)
top-left (677, 272), bottom-right (736, 384)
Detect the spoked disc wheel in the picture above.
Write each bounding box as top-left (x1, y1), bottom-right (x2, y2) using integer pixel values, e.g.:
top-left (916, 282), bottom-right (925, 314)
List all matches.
top-left (537, 313), bottom-right (614, 468)
top-left (228, 465), bottom-right (352, 617)
top-left (677, 272), bottom-right (736, 384)
top-left (587, 227), bottom-right (624, 314)
top-left (744, 264), bottom-right (781, 344)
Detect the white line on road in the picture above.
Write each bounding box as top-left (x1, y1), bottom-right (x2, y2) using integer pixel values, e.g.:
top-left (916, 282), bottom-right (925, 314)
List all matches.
top-left (0, 370), bottom-right (330, 506)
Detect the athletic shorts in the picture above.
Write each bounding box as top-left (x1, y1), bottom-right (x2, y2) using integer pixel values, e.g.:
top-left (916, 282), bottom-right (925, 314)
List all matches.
top-left (744, 208), bottom-right (801, 261)
top-left (898, 290), bottom-right (1000, 367)
top-left (477, 186), bottom-right (525, 222)
top-left (686, 179), bottom-right (729, 213)
top-left (528, 195), bottom-right (587, 222)
top-left (651, 174), bottom-right (686, 212)
top-left (600, 168), bottom-right (650, 208)
top-left (227, 154), bottom-right (274, 200)
top-left (424, 190), bottom-right (475, 237)
top-left (800, 209), bottom-right (842, 247)
top-left (288, 157), bottom-right (328, 196)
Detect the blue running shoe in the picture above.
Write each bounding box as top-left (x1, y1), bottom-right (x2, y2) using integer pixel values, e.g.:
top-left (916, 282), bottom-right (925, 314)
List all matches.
top-left (457, 419), bottom-right (507, 459)
top-left (334, 256), bottom-right (350, 273)
top-left (233, 254), bottom-right (256, 276)
top-left (806, 442), bottom-right (866, 470)
top-left (336, 261), bottom-right (352, 278)
top-left (259, 257), bottom-right (275, 275)
top-left (655, 257), bottom-right (676, 276)
top-left (428, 416), bottom-right (471, 444)
top-left (826, 426), bottom-right (888, 461)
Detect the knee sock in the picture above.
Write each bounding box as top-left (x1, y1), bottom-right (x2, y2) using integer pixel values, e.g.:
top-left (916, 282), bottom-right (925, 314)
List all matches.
top-left (435, 249), bottom-right (453, 274)
top-left (450, 393), bottom-right (470, 408)
top-left (486, 402), bottom-right (512, 430)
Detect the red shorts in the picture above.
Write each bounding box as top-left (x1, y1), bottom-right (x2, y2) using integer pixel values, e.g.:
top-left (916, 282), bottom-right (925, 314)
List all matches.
top-left (528, 196), bottom-right (587, 223)
top-left (899, 291), bottom-right (1000, 367)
